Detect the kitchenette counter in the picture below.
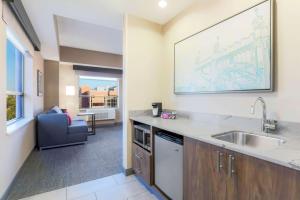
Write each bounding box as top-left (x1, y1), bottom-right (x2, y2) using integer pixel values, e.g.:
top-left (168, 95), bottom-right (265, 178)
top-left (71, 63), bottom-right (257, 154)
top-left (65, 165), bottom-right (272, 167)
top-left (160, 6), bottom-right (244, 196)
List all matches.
top-left (130, 113), bottom-right (300, 171)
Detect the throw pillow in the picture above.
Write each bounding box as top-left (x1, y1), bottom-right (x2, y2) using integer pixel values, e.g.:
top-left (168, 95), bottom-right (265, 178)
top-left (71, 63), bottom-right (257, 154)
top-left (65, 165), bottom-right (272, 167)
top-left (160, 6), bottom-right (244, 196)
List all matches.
top-left (51, 106), bottom-right (63, 114)
top-left (66, 113), bottom-right (72, 125)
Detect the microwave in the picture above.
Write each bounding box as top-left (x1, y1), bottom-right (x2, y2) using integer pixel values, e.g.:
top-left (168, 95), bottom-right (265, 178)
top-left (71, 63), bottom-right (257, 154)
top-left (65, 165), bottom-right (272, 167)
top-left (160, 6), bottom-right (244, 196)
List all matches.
top-left (133, 125), bottom-right (151, 151)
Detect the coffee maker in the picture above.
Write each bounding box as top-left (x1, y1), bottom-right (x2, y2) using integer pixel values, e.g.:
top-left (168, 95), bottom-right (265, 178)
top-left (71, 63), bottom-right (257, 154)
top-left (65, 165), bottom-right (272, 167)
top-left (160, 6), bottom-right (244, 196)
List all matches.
top-left (152, 102), bottom-right (162, 117)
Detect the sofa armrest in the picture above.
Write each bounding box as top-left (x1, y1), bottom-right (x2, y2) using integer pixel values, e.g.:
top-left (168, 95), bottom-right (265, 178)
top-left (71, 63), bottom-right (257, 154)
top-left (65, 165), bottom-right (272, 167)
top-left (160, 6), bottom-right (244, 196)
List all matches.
top-left (37, 113), bottom-right (69, 147)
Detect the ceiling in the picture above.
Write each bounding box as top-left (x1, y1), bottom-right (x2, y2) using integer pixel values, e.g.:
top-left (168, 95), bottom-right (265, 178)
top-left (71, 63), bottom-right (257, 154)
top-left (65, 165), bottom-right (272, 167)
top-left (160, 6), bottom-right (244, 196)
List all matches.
top-left (57, 16), bottom-right (123, 55)
top-left (21, 0), bottom-right (197, 60)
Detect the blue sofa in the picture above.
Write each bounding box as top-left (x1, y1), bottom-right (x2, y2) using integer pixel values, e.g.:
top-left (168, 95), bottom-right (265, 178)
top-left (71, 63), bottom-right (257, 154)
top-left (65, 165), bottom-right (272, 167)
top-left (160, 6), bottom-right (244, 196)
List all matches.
top-left (37, 113), bottom-right (89, 150)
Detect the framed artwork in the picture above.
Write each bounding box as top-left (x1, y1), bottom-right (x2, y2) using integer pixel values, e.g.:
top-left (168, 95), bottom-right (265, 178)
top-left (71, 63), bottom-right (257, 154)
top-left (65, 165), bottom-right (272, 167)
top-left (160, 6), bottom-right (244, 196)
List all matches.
top-left (174, 0), bottom-right (273, 94)
top-left (37, 69), bottom-right (43, 96)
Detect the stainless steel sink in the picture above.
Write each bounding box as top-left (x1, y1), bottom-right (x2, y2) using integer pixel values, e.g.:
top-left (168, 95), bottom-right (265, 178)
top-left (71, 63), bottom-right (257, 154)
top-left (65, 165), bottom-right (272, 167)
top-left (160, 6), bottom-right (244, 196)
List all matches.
top-left (212, 131), bottom-right (286, 149)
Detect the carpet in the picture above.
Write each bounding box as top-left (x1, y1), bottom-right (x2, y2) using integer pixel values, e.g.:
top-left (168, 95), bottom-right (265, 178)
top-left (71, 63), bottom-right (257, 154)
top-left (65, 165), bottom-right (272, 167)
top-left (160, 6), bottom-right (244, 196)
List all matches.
top-left (6, 125), bottom-right (123, 200)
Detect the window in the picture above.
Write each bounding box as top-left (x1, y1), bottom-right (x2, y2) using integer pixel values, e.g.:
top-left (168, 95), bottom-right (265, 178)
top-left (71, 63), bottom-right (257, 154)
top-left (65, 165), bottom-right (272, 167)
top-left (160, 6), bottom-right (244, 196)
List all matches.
top-left (79, 76), bottom-right (119, 109)
top-left (6, 39), bottom-right (24, 124)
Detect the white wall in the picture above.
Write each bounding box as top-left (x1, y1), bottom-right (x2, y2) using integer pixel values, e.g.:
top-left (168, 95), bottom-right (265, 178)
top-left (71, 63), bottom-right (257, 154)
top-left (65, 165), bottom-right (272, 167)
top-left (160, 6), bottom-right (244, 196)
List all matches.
top-left (123, 15), bottom-right (164, 169)
top-left (162, 0), bottom-right (300, 122)
top-left (0, 1), bottom-right (44, 198)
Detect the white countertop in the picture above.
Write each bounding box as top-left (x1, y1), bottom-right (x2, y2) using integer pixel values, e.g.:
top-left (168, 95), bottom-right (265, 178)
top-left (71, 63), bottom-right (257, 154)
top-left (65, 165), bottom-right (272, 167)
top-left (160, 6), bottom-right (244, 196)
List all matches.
top-left (130, 114), bottom-right (300, 171)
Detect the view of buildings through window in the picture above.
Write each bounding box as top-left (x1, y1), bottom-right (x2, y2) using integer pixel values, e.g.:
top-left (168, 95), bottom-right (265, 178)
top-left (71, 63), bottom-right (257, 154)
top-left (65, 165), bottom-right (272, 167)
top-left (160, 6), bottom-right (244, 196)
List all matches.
top-left (6, 39), bottom-right (24, 123)
top-left (79, 76), bottom-right (118, 109)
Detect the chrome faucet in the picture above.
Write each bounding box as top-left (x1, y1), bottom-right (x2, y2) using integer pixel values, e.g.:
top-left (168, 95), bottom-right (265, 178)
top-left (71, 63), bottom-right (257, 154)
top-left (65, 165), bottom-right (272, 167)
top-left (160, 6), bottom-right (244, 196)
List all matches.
top-left (251, 97), bottom-right (277, 133)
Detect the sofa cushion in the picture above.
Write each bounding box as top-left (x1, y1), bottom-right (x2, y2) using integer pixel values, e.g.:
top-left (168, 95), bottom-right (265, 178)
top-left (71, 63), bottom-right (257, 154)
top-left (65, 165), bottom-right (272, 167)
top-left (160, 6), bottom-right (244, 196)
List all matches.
top-left (68, 120), bottom-right (88, 134)
top-left (47, 109), bottom-right (57, 114)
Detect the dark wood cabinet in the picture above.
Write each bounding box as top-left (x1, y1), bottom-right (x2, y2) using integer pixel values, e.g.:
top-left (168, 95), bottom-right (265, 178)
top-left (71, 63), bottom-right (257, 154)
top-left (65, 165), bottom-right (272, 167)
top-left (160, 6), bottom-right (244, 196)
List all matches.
top-left (184, 136), bottom-right (300, 200)
top-left (131, 119), bottom-right (300, 200)
top-left (183, 137), bottom-right (226, 200)
top-left (231, 150), bottom-right (300, 200)
top-left (132, 143), bottom-right (152, 185)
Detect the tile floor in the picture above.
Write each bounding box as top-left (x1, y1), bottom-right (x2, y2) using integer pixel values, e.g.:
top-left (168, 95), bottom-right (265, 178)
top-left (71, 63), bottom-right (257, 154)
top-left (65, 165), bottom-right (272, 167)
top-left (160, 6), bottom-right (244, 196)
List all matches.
top-left (19, 173), bottom-right (158, 200)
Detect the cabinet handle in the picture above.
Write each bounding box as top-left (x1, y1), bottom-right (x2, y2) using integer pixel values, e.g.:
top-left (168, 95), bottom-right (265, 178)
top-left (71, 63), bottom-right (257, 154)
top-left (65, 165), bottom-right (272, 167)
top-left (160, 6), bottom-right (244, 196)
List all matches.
top-left (228, 154), bottom-right (235, 177)
top-left (216, 151), bottom-right (224, 173)
top-left (135, 153), bottom-right (142, 174)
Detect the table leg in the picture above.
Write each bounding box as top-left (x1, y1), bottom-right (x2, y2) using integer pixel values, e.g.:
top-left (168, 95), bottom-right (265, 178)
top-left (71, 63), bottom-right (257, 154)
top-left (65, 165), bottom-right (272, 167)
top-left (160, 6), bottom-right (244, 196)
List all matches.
top-left (93, 114), bottom-right (96, 135)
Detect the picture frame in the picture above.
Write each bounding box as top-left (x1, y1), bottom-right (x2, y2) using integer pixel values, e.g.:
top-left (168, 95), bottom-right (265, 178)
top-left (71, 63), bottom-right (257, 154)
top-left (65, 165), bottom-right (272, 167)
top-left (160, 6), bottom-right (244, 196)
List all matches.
top-left (37, 69), bottom-right (43, 96)
top-left (174, 0), bottom-right (273, 94)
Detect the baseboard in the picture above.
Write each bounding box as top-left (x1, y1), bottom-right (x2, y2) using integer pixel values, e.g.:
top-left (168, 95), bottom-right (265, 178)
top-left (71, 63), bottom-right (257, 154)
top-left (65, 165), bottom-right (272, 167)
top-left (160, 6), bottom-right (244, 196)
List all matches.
top-left (39, 141), bottom-right (86, 150)
top-left (1, 163), bottom-right (25, 200)
top-left (96, 122), bottom-right (123, 128)
top-left (0, 147), bottom-right (35, 200)
top-left (123, 168), bottom-right (134, 176)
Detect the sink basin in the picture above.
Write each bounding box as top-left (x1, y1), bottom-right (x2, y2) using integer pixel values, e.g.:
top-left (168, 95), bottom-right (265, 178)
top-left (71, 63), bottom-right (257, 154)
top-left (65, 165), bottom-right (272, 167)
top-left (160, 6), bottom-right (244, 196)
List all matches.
top-left (212, 131), bottom-right (286, 149)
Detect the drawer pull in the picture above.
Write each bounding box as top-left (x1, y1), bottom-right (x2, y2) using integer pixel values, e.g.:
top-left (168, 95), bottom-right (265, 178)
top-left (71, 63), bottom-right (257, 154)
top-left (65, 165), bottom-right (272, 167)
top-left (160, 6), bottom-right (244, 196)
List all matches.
top-left (228, 154), bottom-right (235, 177)
top-left (216, 151), bottom-right (224, 173)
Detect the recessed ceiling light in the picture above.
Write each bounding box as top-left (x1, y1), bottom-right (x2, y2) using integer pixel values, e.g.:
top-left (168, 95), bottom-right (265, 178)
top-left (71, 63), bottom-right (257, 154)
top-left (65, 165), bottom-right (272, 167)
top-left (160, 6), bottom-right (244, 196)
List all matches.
top-left (158, 0), bottom-right (167, 8)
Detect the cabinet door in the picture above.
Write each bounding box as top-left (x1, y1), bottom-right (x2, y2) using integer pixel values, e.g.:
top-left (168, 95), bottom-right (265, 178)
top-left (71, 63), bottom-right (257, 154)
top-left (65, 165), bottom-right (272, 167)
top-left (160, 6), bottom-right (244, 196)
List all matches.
top-left (210, 145), bottom-right (227, 200)
top-left (225, 151), bottom-right (238, 200)
top-left (228, 151), bottom-right (300, 200)
top-left (132, 143), bottom-right (142, 175)
top-left (139, 146), bottom-right (152, 185)
top-left (183, 137), bottom-right (227, 200)
top-left (132, 143), bottom-right (152, 185)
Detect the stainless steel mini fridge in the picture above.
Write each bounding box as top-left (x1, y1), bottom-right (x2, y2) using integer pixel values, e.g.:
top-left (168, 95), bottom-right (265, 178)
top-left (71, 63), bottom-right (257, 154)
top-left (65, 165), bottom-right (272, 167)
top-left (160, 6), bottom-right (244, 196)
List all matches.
top-left (154, 132), bottom-right (183, 200)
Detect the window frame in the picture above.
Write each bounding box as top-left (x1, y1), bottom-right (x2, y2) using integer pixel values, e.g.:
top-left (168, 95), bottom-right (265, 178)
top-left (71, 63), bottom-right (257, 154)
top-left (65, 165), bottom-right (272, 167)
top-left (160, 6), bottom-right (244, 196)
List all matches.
top-left (6, 38), bottom-right (25, 125)
top-left (78, 76), bottom-right (119, 109)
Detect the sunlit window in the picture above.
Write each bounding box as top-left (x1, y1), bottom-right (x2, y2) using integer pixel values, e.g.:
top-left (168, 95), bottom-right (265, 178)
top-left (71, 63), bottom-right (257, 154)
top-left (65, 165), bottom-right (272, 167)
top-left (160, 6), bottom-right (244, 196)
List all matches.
top-left (6, 39), bottom-right (24, 123)
top-left (79, 76), bottom-right (118, 109)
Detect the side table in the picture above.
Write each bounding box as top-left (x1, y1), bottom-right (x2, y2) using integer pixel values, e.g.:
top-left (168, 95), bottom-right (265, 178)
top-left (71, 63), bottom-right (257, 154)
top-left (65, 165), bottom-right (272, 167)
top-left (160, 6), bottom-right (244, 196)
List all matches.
top-left (77, 112), bottom-right (96, 135)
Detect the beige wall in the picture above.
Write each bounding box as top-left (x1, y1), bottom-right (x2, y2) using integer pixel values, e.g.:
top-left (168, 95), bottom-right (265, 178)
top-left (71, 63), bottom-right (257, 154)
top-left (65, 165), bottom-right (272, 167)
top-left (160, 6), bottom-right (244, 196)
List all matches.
top-left (60, 46), bottom-right (123, 68)
top-left (59, 63), bottom-right (79, 117)
top-left (123, 15), bottom-right (164, 169)
top-left (58, 63), bottom-right (123, 122)
top-left (0, 1), bottom-right (44, 198)
top-left (33, 52), bottom-right (45, 115)
top-left (44, 60), bottom-right (59, 110)
top-left (123, 0), bottom-right (300, 170)
top-left (162, 0), bottom-right (300, 123)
